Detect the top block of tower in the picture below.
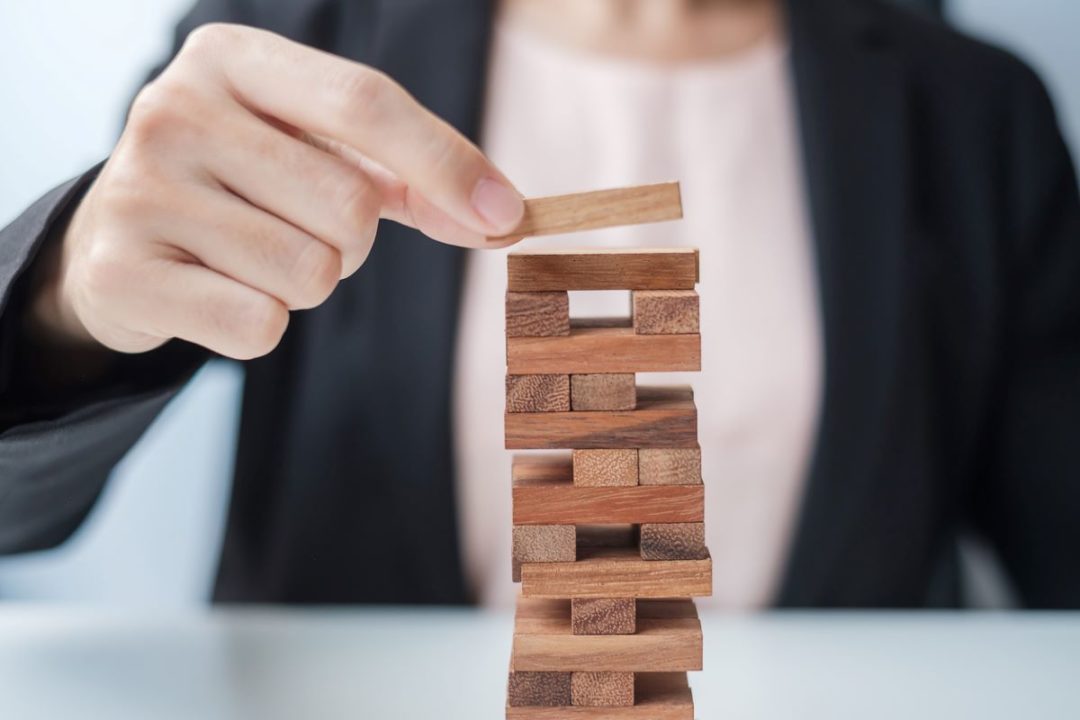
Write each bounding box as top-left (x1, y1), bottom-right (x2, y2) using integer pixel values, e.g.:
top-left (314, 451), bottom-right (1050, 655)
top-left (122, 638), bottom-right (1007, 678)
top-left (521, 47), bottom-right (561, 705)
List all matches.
top-left (507, 248), bottom-right (699, 292)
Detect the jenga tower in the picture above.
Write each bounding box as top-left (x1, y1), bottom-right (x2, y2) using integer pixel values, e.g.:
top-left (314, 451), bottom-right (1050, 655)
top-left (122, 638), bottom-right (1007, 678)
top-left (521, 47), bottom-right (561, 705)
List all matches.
top-left (503, 244), bottom-right (711, 718)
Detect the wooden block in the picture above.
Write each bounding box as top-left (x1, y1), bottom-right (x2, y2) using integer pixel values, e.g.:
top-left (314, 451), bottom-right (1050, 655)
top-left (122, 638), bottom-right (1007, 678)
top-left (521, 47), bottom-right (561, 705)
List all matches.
top-left (520, 546), bottom-right (712, 599)
top-left (572, 450), bottom-right (638, 487)
top-left (507, 248), bottom-right (698, 291)
top-left (508, 325), bottom-right (700, 374)
top-left (505, 387), bottom-right (697, 450)
top-left (507, 291), bottom-right (570, 337)
top-left (493, 183), bottom-right (683, 241)
top-left (572, 672), bottom-right (635, 707)
top-left (631, 291), bottom-right (700, 335)
top-left (508, 671), bottom-right (573, 707)
top-left (513, 525), bottom-right (576, 582)
top-left (507, 375), bottom-right (571, 413)
top-left (571, 598), bottom-right (637, 635)
top-left (513, 454), bottom-right (574, 483)
top-left (506, 673), bottom-right (693, 719)
top-left (513, 480), bottom-right (704, 525)
top-left (638, 448), bottom-right (702, 486)
top-left (640, 523), bottom-right (708, 561)
top-left (571, 374), bottom-right (636, 411)
top-left (513, 598), bottom-right (701, 671)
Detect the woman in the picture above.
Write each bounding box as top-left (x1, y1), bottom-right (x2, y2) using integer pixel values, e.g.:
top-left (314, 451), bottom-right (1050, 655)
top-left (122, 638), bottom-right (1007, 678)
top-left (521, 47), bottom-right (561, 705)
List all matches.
top-left (0, 0), bottom-right (1077, 608)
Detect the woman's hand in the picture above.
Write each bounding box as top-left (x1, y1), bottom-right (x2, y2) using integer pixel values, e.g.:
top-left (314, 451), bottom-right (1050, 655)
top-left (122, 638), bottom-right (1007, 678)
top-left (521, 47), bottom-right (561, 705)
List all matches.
top-left (31, 23), bottom-right (524, 359)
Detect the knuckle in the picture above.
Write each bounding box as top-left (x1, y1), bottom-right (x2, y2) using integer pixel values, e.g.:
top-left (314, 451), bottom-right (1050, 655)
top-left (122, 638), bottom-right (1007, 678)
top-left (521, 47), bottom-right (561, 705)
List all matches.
top-left (333, 66), bottom-right (391, 126)
top-left (180, 22), bottom-right (240, 58)
top-left (126, 81), bottom-right (194, 147)
top-left (79, 240), bottom-right (129, 298)
top-left (337, 173), bottom-right (380, 234)
top-left (290, 240), bottom-right (341, 308)
top-left (234, 295), bottom-right (289, 358)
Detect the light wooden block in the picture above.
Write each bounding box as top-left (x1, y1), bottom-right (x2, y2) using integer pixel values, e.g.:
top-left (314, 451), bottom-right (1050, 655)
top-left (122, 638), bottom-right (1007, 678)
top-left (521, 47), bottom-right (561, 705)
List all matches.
top-left (506, 673), bottom-right (693, 719)
top-left (513, 598), bottom-right (701, 672)
top-left (640, 523), bottom-right (708, 561)
top-left (632, 291), bottom-right (699, 335)
top-left (508, 325), bottom-right (700, 374)
top-left (513, 480), bottom-right (704, 525)
top-left (507, 671), bottom-right (573, 707)
top-left (513, 525), bottom-right (576, 583)
top-left (572, 672), bottom-right (635, 707)
top-left (571, 598), bottom-right (636, 636)
top-left (505, 387), bottom-right (697, 450)
top-left (571, 374), bottom-right (636, 411)
top-left (507, 248), bottom-right (698, 291)
top-left (520, 546), bottom-right (712, 599)
top-left (638, 448), bottom-right (702, 486)
top-left (507, 291), bottom-right (570, 338)
top-left (507, 375), bottom-right (571, 413)
top-left (572, 449), bottom-right (638, 487)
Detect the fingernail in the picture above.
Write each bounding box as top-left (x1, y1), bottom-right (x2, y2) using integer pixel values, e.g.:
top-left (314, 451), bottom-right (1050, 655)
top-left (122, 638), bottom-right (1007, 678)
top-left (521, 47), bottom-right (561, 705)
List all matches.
top-left (471, 177), bottom-right (524, 234)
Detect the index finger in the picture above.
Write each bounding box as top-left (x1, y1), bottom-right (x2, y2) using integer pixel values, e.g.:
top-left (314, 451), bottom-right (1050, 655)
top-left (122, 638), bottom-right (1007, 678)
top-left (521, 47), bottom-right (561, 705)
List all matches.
top-left (183, 24), bottom-right (524, 237)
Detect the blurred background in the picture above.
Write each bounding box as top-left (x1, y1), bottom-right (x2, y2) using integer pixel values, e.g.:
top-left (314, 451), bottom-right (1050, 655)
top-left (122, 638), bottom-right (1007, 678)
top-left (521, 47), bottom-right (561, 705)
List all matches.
top-left (0, 0), bottom-right (1077, 607)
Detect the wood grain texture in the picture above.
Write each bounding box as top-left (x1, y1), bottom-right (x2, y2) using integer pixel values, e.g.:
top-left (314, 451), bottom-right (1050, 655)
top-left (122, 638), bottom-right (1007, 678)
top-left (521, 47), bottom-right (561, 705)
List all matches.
top-left (507, 375), bottom-right (571, 413)
top-left (507, 671), bottom-right (573, 707)
top-left (513, 480), bottom-right (704, 525)
top-left (571, 374), bottom-right (637, 411)
top-left (506, 673), bottom-right (693, 719)
top-left (507, 325), bottom-right (700, 374)
top-left (513, 598), bottom-right (702, 671)
top-left (637, 448), bottom-right (702, 486)
top-left (632, 291), bottom-right (700, 335)
top-left (493, 183), bottom-right (683, 241)
top-left (505, 387), bottom-right (697, 450)
top-left (506, 291), bottom-right (570, 337)
top-left (520, 546), bottom-right (712, 599)
top-left (507, 248), bottom-right (698, 291)
top-left (513, 525), bottom-right (576, 582)
top-left (572, 450), bottom-right (638, 487)
top-left (571, 598), bottom-right (637, 635)
top-left (572, 672), bottom-right (634, 707)
top-left (640, 523), bottom-right (708, 561)
top-left (513, 454), bottom-right (574, 483)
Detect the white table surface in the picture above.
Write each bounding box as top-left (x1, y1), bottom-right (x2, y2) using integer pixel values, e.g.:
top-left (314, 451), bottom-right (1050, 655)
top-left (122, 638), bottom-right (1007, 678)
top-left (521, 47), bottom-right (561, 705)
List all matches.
top-left (0, 607), bottom-right (1076, 719)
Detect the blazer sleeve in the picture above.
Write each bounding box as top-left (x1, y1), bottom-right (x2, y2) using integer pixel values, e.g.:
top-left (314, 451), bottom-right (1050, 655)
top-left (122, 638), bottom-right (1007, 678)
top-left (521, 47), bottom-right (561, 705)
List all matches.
top-left (974, 63), bottom-right (1080, 608)
top-left (0, 0), bottom-right (255, 555)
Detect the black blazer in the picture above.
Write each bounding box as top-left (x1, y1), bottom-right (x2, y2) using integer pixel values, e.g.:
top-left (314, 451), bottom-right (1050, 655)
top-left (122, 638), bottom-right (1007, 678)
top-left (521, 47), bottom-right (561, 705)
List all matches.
top-left (1, 0), bottom-right (1078, 607)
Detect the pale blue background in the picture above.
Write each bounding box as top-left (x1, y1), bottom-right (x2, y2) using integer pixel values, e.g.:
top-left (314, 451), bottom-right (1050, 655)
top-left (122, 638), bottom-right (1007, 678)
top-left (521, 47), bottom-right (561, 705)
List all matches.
top-left (0, 1), bottom-right (1077, 606)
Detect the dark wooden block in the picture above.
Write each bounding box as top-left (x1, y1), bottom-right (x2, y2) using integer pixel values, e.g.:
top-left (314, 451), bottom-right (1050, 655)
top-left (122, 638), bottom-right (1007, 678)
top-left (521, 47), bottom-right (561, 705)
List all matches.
top-left (507, 291), bottom-right (570, 338)
top-left (507, 671), bottom-right (573, 707)
top-left (571, 598), bottom-right (637, 636)
top-left (640, 523), bottom-right (708, 561)
top-left (507, 374), bottom-right (571, 413)
top-left (508, 325), bottom-right (699, 374)
top-left (507, 248), bottom-right (698, 291)
top-left (632, 291), bottom-right (700, 335)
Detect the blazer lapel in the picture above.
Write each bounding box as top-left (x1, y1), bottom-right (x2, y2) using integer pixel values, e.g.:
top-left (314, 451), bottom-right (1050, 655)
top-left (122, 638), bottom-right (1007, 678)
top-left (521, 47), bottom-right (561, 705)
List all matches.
top-left (777, 0), bottom-right (913, 605)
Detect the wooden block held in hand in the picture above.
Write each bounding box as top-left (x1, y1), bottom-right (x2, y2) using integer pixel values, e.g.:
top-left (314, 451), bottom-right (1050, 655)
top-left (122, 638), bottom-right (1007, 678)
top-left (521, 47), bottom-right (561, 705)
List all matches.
top-left (494, 184), bottom-right (683, 242)
top-left (638, 448), bottom-right (702, 486)
top-left (572, 449), bottom-right (638, 487)
top-left (640, 523), bottom-right (708, 561)
top-left (508, 248), bottom-right (699, 291)
top-left (572, 672), bottom-right (635, 707)
top-left (508, 671), bottom-right (573, 707)
top-left (505, 386), bottom-right (697, 450)
top-left (513, 525), bottom-right (576, 582)
top-left (632, 291), bottom-right (700, 335)
top-left (507, 291), bottom-right (570, 337)
top-left (508, 325), bottom-right (700, 374)
top-left (507, 375), bottom-right (571, 413)
top-left (572, 598), bottom-right (637, 635)
top-left (571, 374), bottom-right (637, 411)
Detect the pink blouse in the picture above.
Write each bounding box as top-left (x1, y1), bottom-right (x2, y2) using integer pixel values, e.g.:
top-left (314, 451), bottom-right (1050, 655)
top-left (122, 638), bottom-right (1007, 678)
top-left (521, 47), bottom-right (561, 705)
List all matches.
top-left (453, 22), bottom-right (823, 609)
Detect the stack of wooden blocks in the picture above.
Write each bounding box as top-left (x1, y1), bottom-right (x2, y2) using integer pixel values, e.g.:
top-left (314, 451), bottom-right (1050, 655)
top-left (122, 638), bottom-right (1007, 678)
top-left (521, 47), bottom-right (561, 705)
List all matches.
top-left (503, 247), bottom-right (712, 719)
